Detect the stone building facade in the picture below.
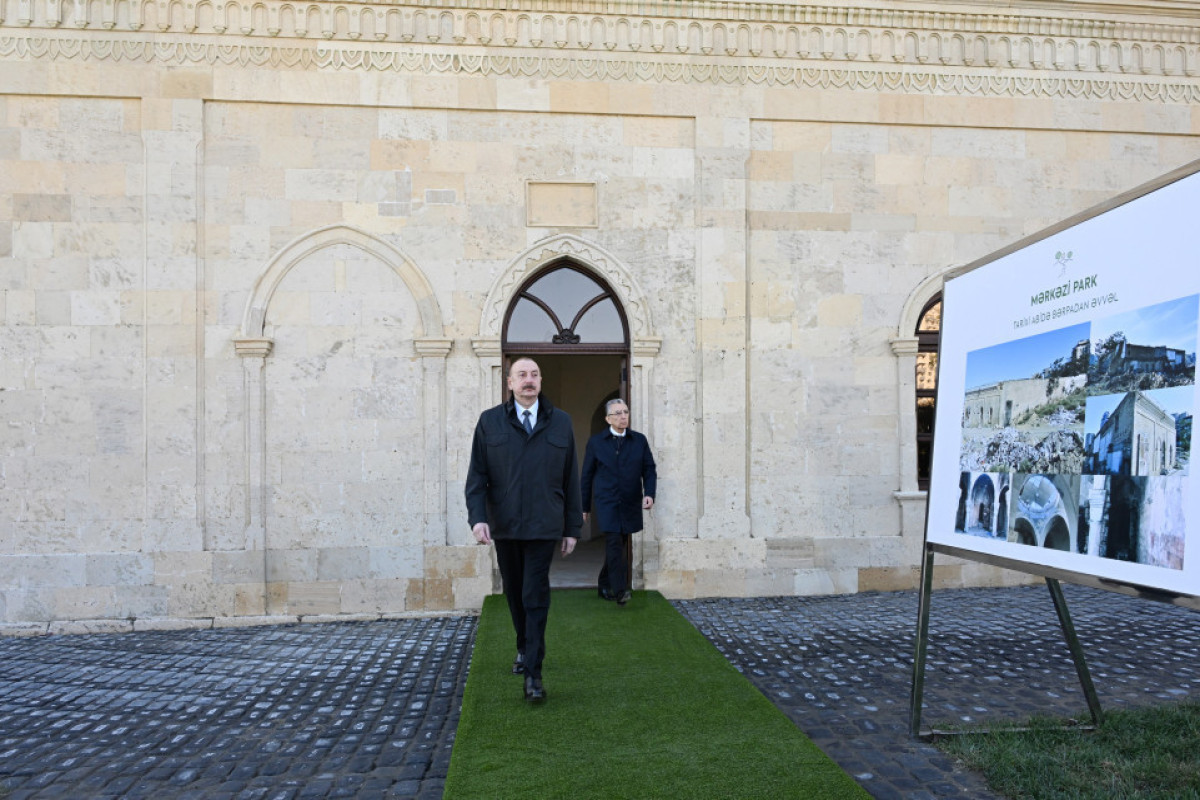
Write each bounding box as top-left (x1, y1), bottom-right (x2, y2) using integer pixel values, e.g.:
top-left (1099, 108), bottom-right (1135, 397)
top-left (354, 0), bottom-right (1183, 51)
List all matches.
top-left (1087, 391), bottom-right (1178, 476)
top-left (963, 375), bottom-right (1087, 430)
top-left (1098, 341), bottom-right (1190, 377)
top-left (3, 0), bottom-right (1200, 629)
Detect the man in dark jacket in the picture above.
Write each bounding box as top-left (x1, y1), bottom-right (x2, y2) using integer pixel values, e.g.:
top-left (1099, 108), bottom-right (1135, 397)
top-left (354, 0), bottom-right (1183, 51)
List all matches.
top-left (580, 398), bottom-right (657, 606)
top-left (465, 357), bottom-right (581, 702)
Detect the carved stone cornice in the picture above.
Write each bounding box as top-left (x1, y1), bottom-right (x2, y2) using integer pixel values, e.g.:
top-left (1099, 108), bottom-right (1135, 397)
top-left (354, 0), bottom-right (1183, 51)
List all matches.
top-left (889, 337), bottom-right (920, 358)
top-left (471, 337), bottom-right (502, 358)
top-left (234, 337), bottom-right (274, 358)
top-left (414, 337), bottom-right (453, 358)
top-left (633, 336), bottom-right (663, 357)
top-left (2, 0), bottom-right (1199, 101)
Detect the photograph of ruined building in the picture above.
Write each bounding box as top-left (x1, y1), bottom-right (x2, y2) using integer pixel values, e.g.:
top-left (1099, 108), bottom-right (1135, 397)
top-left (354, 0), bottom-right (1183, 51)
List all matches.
top-left (4, 0), bottom-right (1200, 630)
top-left (1084, 388), bottom-right (1191, 477)
top-left (1087, 295), bottom-right (1199, 395)
top-left (1080, 474), bottom-right (1187, 568)
top-left (960, 323), bottom-right (1088, 475)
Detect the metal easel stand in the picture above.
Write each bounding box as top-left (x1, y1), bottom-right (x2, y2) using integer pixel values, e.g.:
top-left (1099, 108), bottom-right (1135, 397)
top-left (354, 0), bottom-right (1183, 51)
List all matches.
top-left (908, 543), bottom-right (1104, 739)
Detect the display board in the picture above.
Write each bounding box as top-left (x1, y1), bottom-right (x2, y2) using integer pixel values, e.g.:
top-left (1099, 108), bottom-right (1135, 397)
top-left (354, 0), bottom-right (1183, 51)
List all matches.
top-left (926, 161), bottom-right (1200, 602)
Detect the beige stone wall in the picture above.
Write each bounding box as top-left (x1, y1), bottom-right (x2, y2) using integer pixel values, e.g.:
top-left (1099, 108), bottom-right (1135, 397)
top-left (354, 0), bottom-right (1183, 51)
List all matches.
top-left (3, 0), bottom-right (1200, 628)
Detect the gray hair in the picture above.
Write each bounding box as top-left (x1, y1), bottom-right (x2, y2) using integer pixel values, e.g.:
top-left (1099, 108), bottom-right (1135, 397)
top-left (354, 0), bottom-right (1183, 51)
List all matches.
top-left (605, 398), bottom-right (628, 414)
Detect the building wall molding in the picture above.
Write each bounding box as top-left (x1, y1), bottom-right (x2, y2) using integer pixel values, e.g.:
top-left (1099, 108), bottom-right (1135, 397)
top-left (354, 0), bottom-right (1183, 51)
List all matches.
top-left (3, 0), bottom-right (1200, 102)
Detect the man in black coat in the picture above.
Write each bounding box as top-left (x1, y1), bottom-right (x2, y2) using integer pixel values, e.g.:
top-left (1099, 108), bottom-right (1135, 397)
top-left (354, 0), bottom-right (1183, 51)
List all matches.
top-left (580, 398), bottom-right (657, 606)
top-left (465, 357), bottom-right (581, 702)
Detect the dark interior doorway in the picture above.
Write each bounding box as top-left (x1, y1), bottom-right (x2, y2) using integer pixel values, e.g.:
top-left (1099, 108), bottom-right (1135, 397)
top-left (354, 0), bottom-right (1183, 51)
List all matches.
top-left (537, 353), bottom-right (623, 588)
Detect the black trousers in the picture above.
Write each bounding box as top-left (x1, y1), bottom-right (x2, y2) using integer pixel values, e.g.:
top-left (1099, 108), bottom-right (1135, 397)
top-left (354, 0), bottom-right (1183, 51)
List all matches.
top-left (598, 532), bottom-right (631, 595)
top-left (494, 538), bottom-right (557, 679)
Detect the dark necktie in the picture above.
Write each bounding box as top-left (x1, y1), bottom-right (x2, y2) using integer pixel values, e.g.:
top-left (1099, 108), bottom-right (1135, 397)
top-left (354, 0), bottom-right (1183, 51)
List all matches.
top-left (522, 410), bottom-right (533, 435)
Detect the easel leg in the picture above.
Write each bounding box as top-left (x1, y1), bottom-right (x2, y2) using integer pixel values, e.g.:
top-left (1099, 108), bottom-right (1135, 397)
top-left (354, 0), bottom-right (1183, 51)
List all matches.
top-left (1046, 577), bottom-right (1104, 726)
top-left (909, 544), bottom-right (936, 737)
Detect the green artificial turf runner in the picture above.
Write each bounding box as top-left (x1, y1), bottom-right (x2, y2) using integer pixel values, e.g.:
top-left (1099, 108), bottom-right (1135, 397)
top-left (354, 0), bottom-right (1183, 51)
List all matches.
top-left (444, 590), bottom-right (868, 799)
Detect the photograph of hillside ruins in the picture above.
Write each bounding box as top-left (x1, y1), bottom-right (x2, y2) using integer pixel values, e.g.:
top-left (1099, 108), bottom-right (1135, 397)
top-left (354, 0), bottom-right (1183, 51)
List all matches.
top-left (960, 323), bottom-right (1090, 475)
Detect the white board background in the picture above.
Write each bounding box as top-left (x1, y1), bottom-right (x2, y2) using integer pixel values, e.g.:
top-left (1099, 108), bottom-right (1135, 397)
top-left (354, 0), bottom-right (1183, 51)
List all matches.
top-left (926, 163), bottom-right (1200, 599)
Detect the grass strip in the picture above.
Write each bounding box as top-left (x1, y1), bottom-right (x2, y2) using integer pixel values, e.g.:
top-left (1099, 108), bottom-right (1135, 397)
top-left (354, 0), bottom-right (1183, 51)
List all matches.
top-left (445, 589), bottom-right (868, 800)
top-left (934, 702), bottom-right (1200, 799)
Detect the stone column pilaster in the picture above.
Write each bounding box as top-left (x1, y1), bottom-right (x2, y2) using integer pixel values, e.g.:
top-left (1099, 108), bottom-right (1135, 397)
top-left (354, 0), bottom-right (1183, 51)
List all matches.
top-left (234, 337), bottom-right (272, 609)
top-left (631, 336), bottom-right (662, 585)
top-left (416, 337), bottom-right (452, 546)
top-left (695, 117), bottom-right (751, 539)
top-left (143, 99), bottom-right (205, 553)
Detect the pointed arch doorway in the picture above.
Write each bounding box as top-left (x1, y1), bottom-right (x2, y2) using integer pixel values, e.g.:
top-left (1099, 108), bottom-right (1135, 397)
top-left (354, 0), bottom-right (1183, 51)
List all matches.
top-left (502, 259), bottom-right (629, 589)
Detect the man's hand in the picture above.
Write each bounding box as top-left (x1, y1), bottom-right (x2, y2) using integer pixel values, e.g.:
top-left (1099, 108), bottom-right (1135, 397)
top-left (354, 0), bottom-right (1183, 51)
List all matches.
top-left (472, 522), bottom-right (492, 545)
top-left (583, 512), bottom-right (589, 522)
top-left (643, 496), bottom-right (655, 510)
top-left (561, 537), bottom-right (577, 556)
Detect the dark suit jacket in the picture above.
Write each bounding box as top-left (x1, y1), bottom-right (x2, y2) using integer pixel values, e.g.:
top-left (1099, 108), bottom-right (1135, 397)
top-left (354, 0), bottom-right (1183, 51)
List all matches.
top-left (580, 428), bottom-right (657, 534)
top-left (465, 394), bottom-right (582, 541)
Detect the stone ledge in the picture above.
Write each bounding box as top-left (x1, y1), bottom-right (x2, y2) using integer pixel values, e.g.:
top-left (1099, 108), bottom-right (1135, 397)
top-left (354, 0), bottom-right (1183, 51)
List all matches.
top-left (380, 609), bottom-right (476, 621)
top-left (1, 611), bottom-right (483, 637)
top-left (0, 623), bottom-right (50, 637)
top-left (300, 613), bottom-right (382, 625)
top-left (212, 615), bottom-right (299, 628)
top-left (133, 617), bottom-right (216, 632)
top-left (48, 619), bottom-right (134, 635)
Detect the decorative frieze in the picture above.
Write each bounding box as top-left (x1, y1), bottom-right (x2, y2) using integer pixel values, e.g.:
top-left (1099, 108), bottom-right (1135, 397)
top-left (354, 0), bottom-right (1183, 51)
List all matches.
top-left (2, 0), bottom-right (1200, 100)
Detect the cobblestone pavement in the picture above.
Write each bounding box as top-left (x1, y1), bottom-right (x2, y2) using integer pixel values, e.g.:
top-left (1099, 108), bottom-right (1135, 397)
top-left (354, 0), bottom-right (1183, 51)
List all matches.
top-left (2, 585), bottom-right (1198, 799)
top-left (676, 584), bottom-right (1200, 800)
top-left (0, 616), bottom-right (474, 799)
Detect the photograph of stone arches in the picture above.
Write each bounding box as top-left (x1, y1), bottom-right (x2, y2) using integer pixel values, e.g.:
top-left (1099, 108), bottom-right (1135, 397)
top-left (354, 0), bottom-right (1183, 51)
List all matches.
top-left (1004, 474), bottom-right (1083, 552)
top-left (953, 471), bottom-right (1010, 540)
top-left (959, 323), bottom-right (1089, 474)
top-left (953, 467), bottom-right (1188, 569)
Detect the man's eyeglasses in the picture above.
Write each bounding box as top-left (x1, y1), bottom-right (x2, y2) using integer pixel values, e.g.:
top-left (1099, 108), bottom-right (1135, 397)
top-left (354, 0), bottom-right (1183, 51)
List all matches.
top-left (606, 410), bottom-right (629, 417)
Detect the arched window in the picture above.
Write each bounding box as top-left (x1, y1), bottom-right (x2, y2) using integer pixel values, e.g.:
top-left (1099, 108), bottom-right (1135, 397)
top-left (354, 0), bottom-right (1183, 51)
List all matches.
top-left (915, 294), bottom-right (941, 491)
top-left (503, 261), bottom-right (628, 352)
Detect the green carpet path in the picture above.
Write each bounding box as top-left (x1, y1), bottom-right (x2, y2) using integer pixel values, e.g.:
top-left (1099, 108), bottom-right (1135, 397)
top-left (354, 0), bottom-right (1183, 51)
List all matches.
top-left (444, 590), bottom-right (869, 799)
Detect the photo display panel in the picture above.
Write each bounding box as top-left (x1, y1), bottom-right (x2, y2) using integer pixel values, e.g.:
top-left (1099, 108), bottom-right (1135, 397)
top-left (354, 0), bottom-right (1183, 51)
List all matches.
top-left (926, 166), bottom-right (1200, 598)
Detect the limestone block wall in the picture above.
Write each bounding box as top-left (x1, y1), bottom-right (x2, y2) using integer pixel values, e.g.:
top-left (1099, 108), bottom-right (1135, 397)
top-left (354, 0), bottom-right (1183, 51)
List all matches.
top-left (736, 118), bottom-right (1200, 599)
top-left (2, 0), bottom-right (1200, 628)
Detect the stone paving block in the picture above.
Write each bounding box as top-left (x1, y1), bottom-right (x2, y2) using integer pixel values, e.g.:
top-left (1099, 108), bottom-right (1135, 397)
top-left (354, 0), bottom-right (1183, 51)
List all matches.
top-left (0, 616), bottom-right (473, 799)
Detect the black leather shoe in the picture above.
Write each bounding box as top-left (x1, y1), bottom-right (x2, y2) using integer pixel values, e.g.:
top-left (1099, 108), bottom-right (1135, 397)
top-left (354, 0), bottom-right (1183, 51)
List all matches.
top-left (512, 652), bottom-right (524, 674)
top-left (524, 675), bottom-right (546, 703)
top-left (616, 590), bottom-right (631, 606)
top-left (598, 587), bottom-right (613, 601)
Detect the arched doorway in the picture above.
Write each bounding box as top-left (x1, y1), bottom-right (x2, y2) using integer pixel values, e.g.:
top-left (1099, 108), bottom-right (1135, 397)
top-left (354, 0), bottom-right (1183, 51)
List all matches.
top-left (1043, 516), bottom-right (1071, 551)
top-left (502, 259), bottom-right (631, 588)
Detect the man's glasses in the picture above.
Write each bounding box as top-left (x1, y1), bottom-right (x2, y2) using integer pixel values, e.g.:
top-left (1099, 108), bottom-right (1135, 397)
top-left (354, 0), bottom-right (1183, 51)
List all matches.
top-left (606, 410), bottom-right (629, 417)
